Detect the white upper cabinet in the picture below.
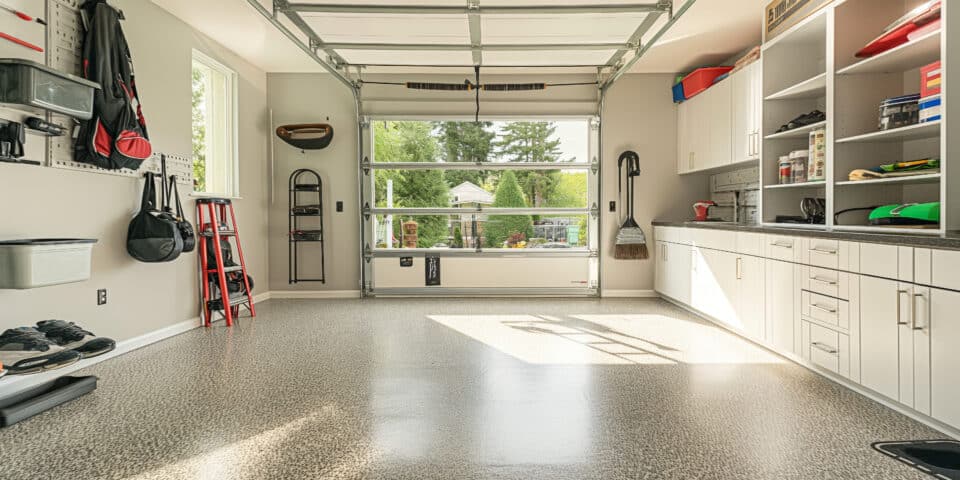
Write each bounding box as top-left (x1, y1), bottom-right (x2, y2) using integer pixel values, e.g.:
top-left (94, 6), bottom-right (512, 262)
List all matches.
top-left (732, 61), bottom-right (762, 163)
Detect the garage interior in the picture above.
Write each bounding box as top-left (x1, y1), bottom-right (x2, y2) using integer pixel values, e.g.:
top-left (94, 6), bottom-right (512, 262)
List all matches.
top-left (1, 0), bottom-right (959, 479)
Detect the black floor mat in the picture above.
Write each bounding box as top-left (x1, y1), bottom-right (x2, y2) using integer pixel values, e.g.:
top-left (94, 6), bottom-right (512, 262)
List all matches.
top-left (874, 440), bottom-right (960, 479)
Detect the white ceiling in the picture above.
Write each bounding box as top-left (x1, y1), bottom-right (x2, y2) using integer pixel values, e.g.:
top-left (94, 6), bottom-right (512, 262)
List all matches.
top-left (150, 0), bottom-right (767, 74)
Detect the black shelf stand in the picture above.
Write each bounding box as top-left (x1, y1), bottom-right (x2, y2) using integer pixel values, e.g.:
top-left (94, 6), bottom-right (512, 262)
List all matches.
top-left (289, 169), bottom-right (326, 284)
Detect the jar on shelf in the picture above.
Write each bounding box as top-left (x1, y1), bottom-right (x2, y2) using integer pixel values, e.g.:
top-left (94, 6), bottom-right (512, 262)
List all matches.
top-left (778, 155), bottom-right (792, 184)
top-left (790, 150), bottom-right (809, 184)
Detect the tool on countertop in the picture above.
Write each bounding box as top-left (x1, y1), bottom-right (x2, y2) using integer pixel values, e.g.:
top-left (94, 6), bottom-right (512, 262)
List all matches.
top-left (693, 201), bottom-right (717, 222)
top-left (614, 150), bottom-right (649, 260)
top-left (0, 2), bottom-right (46, 25)
top-left (0, 32), bottom-right (43, 52)
top-left (800, 197), bottom-right (827, 225)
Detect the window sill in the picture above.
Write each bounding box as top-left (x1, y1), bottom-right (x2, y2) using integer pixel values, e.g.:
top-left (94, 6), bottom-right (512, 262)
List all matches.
top-left (190, 192), bottom-right (243, 200)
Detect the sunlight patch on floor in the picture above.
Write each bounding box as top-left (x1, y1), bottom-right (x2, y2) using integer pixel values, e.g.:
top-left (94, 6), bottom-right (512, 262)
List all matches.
top-left (428, 313), bottom-right (784, 366)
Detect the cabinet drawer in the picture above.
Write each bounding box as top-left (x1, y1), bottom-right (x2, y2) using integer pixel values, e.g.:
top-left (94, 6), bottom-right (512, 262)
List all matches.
top-left (691, 229), bottom-right (736, 252)
top-left (932, 249), bottom-right (960, 291)
top-left (766, 235), bottom-right (802, 262)
top-left (654, 226), bottom-right (678, 244)
top-left (803, 266), bottom-right (850, 299)
top-left (860, 243), bottom-right (913, 281)
top-left (807, 239), bottom-right (840, 270)
top-left (737, 232), bottom-right (764, 257)
top-left (805, 323), bottom-right (849, 377)
top-left (801, 291), bottom-right (849, 330)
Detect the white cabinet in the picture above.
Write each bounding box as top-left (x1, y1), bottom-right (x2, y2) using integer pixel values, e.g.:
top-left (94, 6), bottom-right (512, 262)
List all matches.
top-left (737, 255), bottom-right (766, 340)
top-left (677, 100), bottom-right (692, 174)
top-left (765, 259), bottom-right (798, 354)
top-left (702, 78), bottom-right (733, 170)
top-left (858, 276), bottom-right (929, 410)
top-left (930, 287), bottom-right (960, 428)
top-left (691, 247), bottom-right (739, 326)
top-left (732, 61), bottom-right (761, 163)
top-left (655, 241), bottom-right (691, 305)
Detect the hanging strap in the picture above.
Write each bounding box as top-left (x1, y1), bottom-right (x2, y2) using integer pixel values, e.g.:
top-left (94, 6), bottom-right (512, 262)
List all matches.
top-left (141, 172), bottom-right (156, 212)
top-left (168, 175), bottom-right (186, 220)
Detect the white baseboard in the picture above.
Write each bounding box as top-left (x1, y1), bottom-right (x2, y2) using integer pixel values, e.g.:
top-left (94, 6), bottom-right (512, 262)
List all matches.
top-left (268, 290), bottom-right (362, 299)
top-left (601, 289), bottom-right (659, 298)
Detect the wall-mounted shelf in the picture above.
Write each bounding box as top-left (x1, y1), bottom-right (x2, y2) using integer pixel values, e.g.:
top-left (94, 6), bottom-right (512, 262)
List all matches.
top-left (765, 121), bottom-right (827, 140)
top-left (835, 173), bottom-right (941, 187)
top-left (765, 73), bottom-right (827, 101)
top-left (764, 181), bottom-right (827, 190)
top-left (837, 30), bottom-right (941, 75)
top-left (836, 121), bottom-right (941, 144)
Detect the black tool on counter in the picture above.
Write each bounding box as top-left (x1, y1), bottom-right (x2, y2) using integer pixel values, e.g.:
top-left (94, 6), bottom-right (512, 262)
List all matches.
top-left (25, 117), bottom-right (66, 136)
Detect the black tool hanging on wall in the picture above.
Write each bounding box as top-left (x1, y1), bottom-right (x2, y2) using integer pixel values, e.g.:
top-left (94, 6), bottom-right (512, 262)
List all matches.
top-left (0, 121), bottom-right (25, 160)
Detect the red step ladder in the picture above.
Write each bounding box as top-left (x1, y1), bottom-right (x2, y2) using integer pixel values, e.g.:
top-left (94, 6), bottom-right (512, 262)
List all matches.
top-left (196, 198), bottom-right (255, 327)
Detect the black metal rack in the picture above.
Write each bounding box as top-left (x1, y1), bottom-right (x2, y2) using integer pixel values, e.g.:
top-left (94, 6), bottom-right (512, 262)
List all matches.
top-left (289, 169), bottom-right (326, 284)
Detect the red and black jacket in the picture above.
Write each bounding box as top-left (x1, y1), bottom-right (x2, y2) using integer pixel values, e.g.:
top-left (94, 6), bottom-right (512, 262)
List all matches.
top-left (75, 1), bottom-right (151, 170)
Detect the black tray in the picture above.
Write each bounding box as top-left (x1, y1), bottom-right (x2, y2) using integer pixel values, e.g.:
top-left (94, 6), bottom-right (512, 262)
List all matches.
top-left (0, 376), bottom-right (98, 427)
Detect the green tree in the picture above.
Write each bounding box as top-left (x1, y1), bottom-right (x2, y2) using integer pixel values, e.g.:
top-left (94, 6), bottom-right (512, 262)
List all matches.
top-left (453, 227), bottom-right (464, 249)
top-left (373, 121), bottom-right (450, 247)
top-left (484, 171), bottom-right (533, 247)
top-left (495, 122), bottom-right (566, 207)
top-left (545, 172), bottom-right (588, 208)
top-left (435, 121), bottom-right (496, 189)
top-left (191, 67), bottom-right (206, 192)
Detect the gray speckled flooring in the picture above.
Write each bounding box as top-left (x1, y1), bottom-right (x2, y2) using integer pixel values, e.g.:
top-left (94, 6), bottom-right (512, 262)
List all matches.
top-left (0, 298), bottom-right (941, 480)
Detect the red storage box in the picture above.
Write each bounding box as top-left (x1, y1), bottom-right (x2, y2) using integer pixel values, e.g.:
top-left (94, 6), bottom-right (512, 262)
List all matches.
top-left (681, 67), bottom-right (734, 99)
top-left (921, 60), bottom-right (941, 98)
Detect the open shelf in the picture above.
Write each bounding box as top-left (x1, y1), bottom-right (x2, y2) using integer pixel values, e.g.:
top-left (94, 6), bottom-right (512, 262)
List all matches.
top-left (835, 173), bottom-right (941, 187)
top-left (836, 121), bottom-right (941, 144)
top-left (765, 120), bottom-right (827, 140)
top-left (764, 181), bottom-right (827, 190)
top-left (837, 30), bottom-right (941, 75)
top-left (765, 73), bottom-right (827, 101)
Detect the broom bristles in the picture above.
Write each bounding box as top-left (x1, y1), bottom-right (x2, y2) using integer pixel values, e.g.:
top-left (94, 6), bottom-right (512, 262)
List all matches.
top-left (615, 243), bottom-right (649, 260)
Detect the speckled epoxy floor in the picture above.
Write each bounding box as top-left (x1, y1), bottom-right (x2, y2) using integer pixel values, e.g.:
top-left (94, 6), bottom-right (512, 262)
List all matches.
top-left (0, 298), bottom-right (942, 479)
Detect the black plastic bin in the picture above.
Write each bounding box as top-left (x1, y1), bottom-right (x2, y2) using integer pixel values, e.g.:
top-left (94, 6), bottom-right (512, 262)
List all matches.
top-left (0, 376), bottom-right (98, 427)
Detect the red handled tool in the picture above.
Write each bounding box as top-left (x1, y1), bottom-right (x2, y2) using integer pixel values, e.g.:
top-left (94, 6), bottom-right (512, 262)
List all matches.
top-left (0, 2), bottom-right (46, 25)
top-left (0, 32), bottom-right (43, 52)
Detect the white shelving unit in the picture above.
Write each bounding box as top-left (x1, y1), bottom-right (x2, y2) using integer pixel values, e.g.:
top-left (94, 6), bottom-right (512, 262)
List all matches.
top-left (758, 0), bottom-right (950, 235)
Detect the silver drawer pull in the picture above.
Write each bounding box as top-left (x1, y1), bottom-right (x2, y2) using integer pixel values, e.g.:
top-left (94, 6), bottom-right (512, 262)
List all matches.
top-left (811, 247), bottom-right (838, 255)
top-left (810, 276), bottom-right (838, 285)
top-left (811, 303), bottom-right (837, 314)
top-left (811, 342), bottom-right (839, 355)
top-left (771, 241), bottom-right (793, 249)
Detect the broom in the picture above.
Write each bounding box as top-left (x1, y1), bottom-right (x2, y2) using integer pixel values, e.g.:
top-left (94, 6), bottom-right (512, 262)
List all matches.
top-left (615, 151), bottom-right (649, 260)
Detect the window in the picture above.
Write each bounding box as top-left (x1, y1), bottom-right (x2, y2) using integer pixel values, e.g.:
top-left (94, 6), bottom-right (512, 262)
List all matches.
top-left (191, 50), bottom-right (238, 197)
top-left (370, 120), bottom-right (592, 250)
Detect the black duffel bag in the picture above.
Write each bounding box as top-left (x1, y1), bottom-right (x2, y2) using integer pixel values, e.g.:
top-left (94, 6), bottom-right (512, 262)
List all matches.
top-left (127, 172), bottom-right (183, 262)
top-left (165, 175), bottom-right (196, 253)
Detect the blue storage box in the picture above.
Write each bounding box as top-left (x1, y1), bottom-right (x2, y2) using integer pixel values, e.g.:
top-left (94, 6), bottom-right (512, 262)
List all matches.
top-left (672, 82), bottom-right (686, 103)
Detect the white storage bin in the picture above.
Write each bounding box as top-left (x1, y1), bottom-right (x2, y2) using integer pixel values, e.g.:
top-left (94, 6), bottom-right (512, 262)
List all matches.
top-left (0, 239), bottom-right (97, 289)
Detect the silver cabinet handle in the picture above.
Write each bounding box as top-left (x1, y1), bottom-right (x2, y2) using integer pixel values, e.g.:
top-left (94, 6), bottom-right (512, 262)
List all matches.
top-left (771, 241), bottom-right (793, 249)
top-left (811, 303), bottom-right (837, 314)
top-left (897, 289), bottom-right (910, 326)
top-left (811, 247), bottom-right (838, 255)
top-left (810, 276), bottom-right (837, 286)
top-left (811, 342), bottom-right (839, 355)
top-left (736, 257), bottom-right (743, 280)
top-left (913, 293), bottom-right (925, 331)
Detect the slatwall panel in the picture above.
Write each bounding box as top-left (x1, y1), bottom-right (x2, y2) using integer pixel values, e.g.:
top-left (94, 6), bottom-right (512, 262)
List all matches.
top-left (45, 0), bottom-right (192, 190)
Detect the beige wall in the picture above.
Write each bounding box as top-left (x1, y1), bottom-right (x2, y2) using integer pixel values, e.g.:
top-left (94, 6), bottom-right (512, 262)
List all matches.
top-left (0, 0), bottom-right (269, 341)
top-left (601, 74), bottom-right (709, 293)
top-left (266, 72), bottom-right (708, 295)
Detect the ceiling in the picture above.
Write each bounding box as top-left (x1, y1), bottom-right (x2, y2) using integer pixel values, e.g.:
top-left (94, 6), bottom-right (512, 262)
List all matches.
top-left (151, 0), bottom-right (767, 74)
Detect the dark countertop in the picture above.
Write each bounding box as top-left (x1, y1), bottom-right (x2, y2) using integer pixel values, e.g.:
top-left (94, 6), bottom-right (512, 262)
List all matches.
top-left (652, 220), bottom-right (960, 251)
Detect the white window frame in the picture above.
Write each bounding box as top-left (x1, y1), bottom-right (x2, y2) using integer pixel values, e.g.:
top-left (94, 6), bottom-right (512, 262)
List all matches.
top-left (191, 49), bottom-right (240, 198)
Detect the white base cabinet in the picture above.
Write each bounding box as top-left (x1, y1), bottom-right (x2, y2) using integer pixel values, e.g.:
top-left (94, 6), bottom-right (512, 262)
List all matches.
top-left (765, 259), bottom-right (798, 355)
top-left (655, 241), bottom-right (692, 305)
top-left (931, 288), bottom-right (960, 427)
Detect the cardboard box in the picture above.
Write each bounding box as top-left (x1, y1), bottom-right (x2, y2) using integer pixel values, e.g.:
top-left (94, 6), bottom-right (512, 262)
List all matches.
top-left (765, 0), bottom-right (832, 43)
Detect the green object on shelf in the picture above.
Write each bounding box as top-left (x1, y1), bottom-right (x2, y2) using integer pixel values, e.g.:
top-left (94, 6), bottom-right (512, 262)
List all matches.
top-left (868, 203), bottom-right (940, 226)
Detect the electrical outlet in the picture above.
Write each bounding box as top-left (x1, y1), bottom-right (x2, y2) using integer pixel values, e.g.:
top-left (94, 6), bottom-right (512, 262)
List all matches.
top-left (336, 201), bottom-right (344, 212)
top-left (97, 289), bottom-right (107, 306)
top-left (609, 201), bottom-right (616, 212)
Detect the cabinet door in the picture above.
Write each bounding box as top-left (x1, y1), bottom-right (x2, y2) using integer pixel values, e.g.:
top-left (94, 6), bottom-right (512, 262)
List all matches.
top-left (858, 276), bottom-right (903, 401)
top-left (912, 286), bottom-right (931, 416)
top-left (692, 248), bottom-right (738, 326)
top-left (706, 79), bottom-right (733, 169)
top-left (677, 102), bottom-right (691, 174)
top-left (765, 259), bottom-right (796, 354)
top-left (655, 241), bottom-right (667, 296)
top-left (737, 255), bottom-right (766, 340)
top-left (748, 61), bottom-right (762, 160)
top-left (931, 288), bottom-right (960, 428)
top-left (669, 242), bottom-right (692, 305)
top-left (732, 69), bottom-right (752, 163)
